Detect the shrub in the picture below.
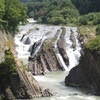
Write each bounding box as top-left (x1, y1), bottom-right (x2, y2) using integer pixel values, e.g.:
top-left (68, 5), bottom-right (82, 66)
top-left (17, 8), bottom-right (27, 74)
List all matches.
top-left (85, 36), bottom-right (100, 51)
top-left (96, 24), bottom-right (100, 35)
top-left (0, 49), bottom-right (17, 84)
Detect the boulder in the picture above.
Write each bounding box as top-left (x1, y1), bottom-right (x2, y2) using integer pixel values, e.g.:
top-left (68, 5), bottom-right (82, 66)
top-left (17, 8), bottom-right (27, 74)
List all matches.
top-left (65, 48), bottom-right (100, 95)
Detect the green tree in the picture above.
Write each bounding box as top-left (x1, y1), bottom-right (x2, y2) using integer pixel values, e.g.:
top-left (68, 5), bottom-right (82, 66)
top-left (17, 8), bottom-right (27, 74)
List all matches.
top-left (0, 0), bottom-right (5, 29)
top-left (0, 49), bottom-right (16, 84)
top-left (0, 0), bottom-right (5, 19)
top-left (79, 15), bottom-right (88, 25)
top-left (2, 0), bottom-right (27, 32)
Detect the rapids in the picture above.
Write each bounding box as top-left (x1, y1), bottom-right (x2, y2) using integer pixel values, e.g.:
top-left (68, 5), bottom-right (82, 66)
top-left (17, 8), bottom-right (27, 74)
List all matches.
top-left (14, 20), bottom-right (100, 100)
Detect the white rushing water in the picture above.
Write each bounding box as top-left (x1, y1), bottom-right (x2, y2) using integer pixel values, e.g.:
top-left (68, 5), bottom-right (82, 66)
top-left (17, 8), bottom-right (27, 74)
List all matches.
top-left (66, 27), bottom-right (81, 70)
top-left (14, 20), bottom-right (100, 100)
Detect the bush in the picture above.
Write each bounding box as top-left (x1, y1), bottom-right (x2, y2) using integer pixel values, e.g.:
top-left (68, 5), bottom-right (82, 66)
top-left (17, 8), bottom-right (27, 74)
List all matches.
top-left (0, 49), bottom-right (17, 84)
top-left (79, 15), bottom-right (88, 25)
top-left (85, 36), bottom-right (100, 51)
top-left (96, 24), bottom-right (100, 35)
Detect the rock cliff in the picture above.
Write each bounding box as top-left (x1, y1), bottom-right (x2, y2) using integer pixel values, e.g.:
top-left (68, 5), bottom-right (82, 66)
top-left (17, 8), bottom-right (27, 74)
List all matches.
top-left (0, 31), bottom-right (52, 99)
top-left (65, 48), bottom-right (100, 95)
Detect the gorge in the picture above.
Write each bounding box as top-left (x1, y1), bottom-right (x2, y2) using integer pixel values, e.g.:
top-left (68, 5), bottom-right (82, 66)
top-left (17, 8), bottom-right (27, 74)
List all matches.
top-left (1, 0), bottom-right (100, 99)
top-left (14, 20), bottom-right (100, 100)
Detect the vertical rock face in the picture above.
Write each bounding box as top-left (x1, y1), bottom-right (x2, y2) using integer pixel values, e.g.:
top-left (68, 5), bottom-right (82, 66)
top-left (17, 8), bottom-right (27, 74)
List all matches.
top-left (65, 48), bottom-right (100, 95)
top-left (57, 27), bottom-right (69, 66)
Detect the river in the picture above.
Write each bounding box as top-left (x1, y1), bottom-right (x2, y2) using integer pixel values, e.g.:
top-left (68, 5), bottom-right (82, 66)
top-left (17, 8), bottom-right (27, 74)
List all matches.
top-left (33, 71), bottom-right (100, 100)
top-left (14, 20), bottom-right (100, 100)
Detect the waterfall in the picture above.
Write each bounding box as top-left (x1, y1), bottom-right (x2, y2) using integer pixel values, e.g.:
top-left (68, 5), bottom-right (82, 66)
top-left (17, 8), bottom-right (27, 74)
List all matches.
top-left (30, 35), bottom-right (46, 57)
top-left (53, 27), bottom-right (81, 71)
top-left (54, 29), bottom-right (69, 71)
top-left (66, 27), bottom-right (81, 70)
top-left (15, 23), bottom-right (81, 70)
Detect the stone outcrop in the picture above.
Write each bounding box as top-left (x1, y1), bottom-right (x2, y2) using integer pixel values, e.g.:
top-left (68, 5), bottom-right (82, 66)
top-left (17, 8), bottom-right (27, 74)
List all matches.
top-left (65, 48), bottom-right (100, 95)
top-left (20, 34), bottom-right (25, 42)
top-left (0, 31), bottom-right (52, 99)
top-left (57, 27), bottom-right (69, 66)
top-left (30, 39), bottom-right (42, 56)
top-left (24, 37), bottom-right (31, 44)
top-left (28, 41), bottom-right (64, 75)
top-left (28, 28), bottom-right (67, 75)
top-left (70, 30), bottom-right (76, 50)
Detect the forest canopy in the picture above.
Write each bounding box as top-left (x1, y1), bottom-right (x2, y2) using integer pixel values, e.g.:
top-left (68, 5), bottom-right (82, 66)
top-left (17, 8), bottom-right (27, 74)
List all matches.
top-left (0, 0), bottom-right (27, 32)
top-left (20, 0), bottom-right (100, 26)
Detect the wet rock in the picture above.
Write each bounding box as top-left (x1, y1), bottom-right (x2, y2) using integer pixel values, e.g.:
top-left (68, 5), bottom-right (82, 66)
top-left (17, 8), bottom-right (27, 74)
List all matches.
top-left (24, 37), bottom-right (31, 44)
top-left (69, 93), bottom-right (78, 96)
top-left (70, 30), bottom-right (76, 50)
top-left (30, 40), bottom-right (41, 56)
top-left (42, 89), bottom-right (53, 97)
top-left (28, 48), bottom-right (63, 75)
top-left (65, 48), bottom-right (100, 95)
top-left (20, 34), bottom-right (25, 42)
top-left (58, 27), bottom-right (69, 66)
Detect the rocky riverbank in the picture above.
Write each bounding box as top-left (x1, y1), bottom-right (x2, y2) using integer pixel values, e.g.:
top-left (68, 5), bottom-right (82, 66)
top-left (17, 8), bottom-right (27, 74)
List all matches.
top-left (65, 47), bottom-right (100, 95)
top-left (0, 31), bottom-right (52, 99)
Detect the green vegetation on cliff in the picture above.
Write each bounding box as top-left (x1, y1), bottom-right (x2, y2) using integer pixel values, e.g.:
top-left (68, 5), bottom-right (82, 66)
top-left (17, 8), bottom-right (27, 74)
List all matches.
top-left (72, 0), bottom-right (100, 15)
top-left (85, 36), bottom-right (100, 51)
top-left (0, 49), bottom-right (31, 99)
top-left (0, 49), bottom-right (16, 84)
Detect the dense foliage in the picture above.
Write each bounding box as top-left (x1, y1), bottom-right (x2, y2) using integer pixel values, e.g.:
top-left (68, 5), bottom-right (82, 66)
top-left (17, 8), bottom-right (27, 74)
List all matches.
top-left (78, 12), bottom-right (100, 25)
top-left (25, 0), bottom-right (79, 25)
top-left (85, 36), bottom-right (100, 51)
top-left (21, 0), bottom-right (100, 26)
top-left (72, 0), bottom-right (100, 15)
top-left (0, 0), bottom-right (27, 32)
top-left (0, 49), bottom-right (16, 84)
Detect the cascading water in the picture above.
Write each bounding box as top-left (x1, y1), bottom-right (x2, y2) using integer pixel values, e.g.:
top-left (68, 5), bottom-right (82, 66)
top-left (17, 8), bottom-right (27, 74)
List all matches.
top-left (14, 20), bottom-right (98, 100)
top-left (66, 27), bottom-right (81, 70)
top-left (54, 29), bottom-right (69, 71)
top-left (14, 23), bottom-right (61, 64)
